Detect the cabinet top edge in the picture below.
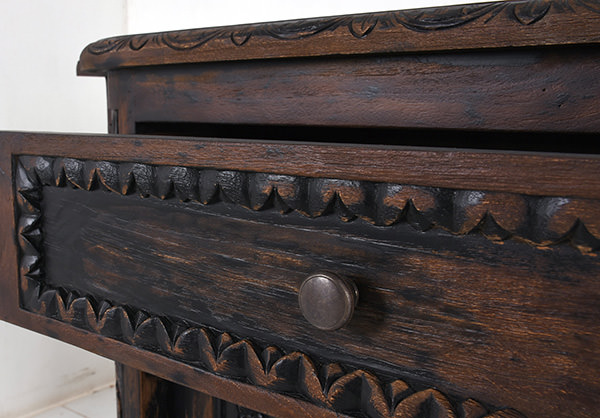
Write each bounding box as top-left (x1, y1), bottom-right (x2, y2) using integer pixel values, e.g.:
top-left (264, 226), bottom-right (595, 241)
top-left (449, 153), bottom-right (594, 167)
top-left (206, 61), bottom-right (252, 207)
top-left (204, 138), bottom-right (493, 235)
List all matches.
top-left (77, 0), bottom-right (600, 76)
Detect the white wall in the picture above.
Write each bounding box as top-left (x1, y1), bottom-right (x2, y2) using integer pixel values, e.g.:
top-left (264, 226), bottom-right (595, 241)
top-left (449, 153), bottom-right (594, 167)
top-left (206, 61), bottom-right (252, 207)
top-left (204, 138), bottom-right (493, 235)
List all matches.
top-left (0, 1), bottom-right (482, 416)
top-left (126, 0), bottom-right (469, 33)
top-left (0, 1), bottom-right (125, 417)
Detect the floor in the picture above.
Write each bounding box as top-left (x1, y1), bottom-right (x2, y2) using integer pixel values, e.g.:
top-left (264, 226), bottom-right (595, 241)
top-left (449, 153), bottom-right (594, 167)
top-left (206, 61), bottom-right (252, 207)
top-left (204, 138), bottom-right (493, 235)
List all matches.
top-left (28, 385), bottom-right (117, 418)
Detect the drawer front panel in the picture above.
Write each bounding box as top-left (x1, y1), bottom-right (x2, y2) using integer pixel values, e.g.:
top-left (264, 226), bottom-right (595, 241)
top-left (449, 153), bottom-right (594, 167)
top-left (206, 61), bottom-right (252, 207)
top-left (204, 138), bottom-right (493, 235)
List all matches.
top-left (112, 46), bottom-right (600, 135)
top-left (16, 153), bottom-right (600, 418)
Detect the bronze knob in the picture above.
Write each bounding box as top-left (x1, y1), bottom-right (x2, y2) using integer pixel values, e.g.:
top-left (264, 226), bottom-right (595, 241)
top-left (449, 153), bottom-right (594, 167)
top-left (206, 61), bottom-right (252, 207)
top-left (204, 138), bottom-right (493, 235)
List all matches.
top-left (298, 272), bottom-right (358, 331)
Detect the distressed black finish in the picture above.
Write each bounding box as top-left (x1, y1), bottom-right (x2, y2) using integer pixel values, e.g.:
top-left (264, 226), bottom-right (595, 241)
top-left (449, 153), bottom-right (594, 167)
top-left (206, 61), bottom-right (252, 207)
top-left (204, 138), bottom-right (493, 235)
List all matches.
top-left (16, 156), bottom-right (600, 250)
top-left (14, 153), bottom-right (600, 417)
top-left (22, 279), bottom-right (523, 418)
top-left (2, 1), bottom-right (600, 417)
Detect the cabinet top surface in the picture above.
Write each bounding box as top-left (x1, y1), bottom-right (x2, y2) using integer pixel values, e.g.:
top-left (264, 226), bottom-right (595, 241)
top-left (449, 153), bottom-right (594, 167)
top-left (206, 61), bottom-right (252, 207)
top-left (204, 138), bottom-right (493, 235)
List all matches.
top-left (77, 0), bottom-right (600, 75)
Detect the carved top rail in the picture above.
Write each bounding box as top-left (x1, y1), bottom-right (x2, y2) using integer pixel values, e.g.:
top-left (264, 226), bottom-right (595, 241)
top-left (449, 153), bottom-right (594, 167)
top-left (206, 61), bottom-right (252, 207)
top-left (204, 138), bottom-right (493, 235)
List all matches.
top-left (78, 0), bottom-right (600, 75)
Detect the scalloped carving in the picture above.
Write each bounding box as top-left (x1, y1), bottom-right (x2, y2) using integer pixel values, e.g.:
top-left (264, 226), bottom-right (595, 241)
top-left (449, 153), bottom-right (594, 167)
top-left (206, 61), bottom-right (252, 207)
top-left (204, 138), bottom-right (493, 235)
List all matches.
top-left (11, 154), bottom-right (544, 417)
top-left (18, 276), bottom-right (524, 418)
top-left (16, 153), bottom-right (600, 416)
top-left (17, 156), bottom-right (600, 252)
top-left (84, 0), bottom-right (600, 56)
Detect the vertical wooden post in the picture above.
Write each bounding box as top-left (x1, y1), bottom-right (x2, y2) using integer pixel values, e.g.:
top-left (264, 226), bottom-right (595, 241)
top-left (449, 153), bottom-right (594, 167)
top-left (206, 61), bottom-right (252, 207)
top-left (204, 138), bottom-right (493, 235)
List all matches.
top-left (115, 363), bottom-right (217, 418)
top-left (115, 363), bottom-right (269, 417)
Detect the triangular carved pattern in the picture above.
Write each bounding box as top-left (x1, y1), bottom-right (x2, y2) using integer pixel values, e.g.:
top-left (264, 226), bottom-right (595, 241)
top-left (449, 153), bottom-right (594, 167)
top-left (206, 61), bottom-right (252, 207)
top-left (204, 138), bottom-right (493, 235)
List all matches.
top-left (14, 156), bottom-right (528, 418)
top-left (17, 156), bottom-right (600, 252)
top-left (19, 276), bottom-right (523, 418)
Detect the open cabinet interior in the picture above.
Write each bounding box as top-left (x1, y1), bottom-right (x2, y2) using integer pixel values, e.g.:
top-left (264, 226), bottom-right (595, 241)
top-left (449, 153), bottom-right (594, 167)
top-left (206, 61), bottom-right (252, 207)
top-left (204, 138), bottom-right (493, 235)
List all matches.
top-left (135, 121), bottom-right (600, 153)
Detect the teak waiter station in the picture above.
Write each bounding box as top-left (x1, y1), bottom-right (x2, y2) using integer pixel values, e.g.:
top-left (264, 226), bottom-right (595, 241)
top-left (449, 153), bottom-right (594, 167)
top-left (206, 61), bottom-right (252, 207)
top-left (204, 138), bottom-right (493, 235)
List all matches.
top-left (1, 0), bottom-right (600, 416)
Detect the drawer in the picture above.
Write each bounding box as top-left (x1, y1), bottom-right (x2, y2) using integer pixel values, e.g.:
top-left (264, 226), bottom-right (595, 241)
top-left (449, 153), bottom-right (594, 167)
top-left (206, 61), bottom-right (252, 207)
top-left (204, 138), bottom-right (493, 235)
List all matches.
top-left (2, 132), bottom-right (600, 417)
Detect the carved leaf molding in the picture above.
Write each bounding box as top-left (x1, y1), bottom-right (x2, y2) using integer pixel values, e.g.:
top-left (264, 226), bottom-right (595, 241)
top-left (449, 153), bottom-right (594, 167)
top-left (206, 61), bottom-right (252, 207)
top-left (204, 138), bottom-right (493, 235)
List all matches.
top-left (17, 156), bottom-right (600, 252)
top-left (85, 0), bottom-right (600, 55)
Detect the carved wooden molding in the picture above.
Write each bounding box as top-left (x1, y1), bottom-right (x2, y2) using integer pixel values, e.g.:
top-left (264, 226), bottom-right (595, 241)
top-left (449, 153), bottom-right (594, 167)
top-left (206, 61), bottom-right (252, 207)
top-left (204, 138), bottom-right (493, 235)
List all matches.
top-left (16, 156), bottom-right (600, 252)
top-left (78, 0), bottom-right (600, 75)
top-left (85, 0), bottom-right (600, 54)
top-left (17, 154), bottom-right (597, 417)
top-left (18, 276), bottom-right (523, 418)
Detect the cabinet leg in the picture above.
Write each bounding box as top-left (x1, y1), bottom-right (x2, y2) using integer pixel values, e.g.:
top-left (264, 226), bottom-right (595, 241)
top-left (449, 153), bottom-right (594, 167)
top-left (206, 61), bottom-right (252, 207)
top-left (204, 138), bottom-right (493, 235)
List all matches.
top-left (115, 362), bottom-right (216, 418)
top-left (115, 363), bottom-right (269, 418)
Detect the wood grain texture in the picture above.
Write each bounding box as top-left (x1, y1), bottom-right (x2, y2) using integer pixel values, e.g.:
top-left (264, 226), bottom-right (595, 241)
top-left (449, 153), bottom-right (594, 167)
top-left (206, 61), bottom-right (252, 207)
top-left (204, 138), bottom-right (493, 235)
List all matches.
top-left (16, 155), bottom-right (600, 250)
top-left (11, 4), bottom-right (599, 416)
top-left (6, 132), bottom-right (600, 199)
top-left (14, 153), bottom-right (600, 417)
top-left (77, 0), bottom-right (600, 75)
top-left (116, 363), bottom-right (166, 418)
top-left (22, 280), bottom-right (523, 418)
top-left (116, 363), bottom-right (263, 418)
top-left (108, 45), bottom-right (600, 133)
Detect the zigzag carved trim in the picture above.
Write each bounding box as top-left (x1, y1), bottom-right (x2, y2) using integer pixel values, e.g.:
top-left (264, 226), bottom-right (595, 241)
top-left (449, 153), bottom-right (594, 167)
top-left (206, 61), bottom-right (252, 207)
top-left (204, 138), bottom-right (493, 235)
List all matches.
top-left (17, 156), bottom-right (600, 252)
top-left (19, 276), bottom-right (524, 418)
top-left (12, 154), bottom-right (534, 417)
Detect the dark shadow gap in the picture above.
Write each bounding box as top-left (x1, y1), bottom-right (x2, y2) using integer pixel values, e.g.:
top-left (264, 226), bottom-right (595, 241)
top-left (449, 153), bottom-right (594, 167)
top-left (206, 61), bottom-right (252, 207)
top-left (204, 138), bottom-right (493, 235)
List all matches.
top-left (136, 122), bottom-right (600, 154)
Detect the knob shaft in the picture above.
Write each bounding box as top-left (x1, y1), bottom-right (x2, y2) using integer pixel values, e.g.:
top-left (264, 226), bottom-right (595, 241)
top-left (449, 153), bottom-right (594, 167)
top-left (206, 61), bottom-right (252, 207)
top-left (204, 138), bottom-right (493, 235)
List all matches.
top-left (298, 272), bottom-right (358, 331)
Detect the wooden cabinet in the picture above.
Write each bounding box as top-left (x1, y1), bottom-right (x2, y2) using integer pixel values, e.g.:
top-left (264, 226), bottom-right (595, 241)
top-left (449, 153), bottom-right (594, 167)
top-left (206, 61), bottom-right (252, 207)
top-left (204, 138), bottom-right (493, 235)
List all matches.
top-left (1, 1), bottom-right (600, 417)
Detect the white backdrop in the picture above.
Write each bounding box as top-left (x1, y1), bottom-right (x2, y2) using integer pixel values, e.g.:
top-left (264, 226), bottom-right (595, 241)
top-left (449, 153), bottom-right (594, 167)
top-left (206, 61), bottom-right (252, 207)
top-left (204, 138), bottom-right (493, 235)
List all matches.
top-left (126, 0), bottom-right (467, 33)
top-left (0, 1), bottom-right (482, 416)
top-left (0, 2), bottom-right (124, 417)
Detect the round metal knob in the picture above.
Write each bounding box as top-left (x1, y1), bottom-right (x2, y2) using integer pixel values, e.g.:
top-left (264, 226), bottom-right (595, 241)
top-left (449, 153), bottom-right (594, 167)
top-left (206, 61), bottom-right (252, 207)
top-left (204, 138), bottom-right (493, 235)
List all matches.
top-left (298, 272), bottom-right (358, 331)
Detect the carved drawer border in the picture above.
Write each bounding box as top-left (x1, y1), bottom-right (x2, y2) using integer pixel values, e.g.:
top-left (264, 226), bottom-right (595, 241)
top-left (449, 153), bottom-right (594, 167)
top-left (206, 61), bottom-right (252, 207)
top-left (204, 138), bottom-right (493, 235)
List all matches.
top-left (17, 154), bottom-right (600, 418)
top-left (16, 155), bottom-right (600, 251)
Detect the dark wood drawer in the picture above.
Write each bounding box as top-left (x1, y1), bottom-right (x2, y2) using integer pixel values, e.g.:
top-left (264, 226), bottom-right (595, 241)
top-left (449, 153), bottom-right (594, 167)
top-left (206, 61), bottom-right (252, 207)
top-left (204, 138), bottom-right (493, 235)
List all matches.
top-left (4, 2), bottom-right (600, 417)
top-left (3, 132), bottom-right (600, 417)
